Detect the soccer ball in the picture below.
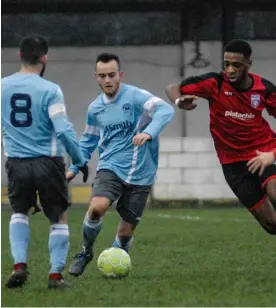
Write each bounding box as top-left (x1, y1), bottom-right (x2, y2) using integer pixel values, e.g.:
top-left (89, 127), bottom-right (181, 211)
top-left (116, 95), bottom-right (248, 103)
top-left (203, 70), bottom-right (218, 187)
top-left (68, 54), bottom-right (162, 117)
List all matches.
top-left (97, 247), bottom-right (131, 279)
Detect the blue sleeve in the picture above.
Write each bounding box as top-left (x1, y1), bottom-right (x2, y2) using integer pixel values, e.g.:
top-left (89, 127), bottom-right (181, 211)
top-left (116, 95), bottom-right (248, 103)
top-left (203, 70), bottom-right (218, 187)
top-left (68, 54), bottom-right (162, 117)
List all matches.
top-left (135, 89), bottom-right (175, 139)
top-left (69, 106), bottom-right (100, 174)
top-left (48, 86), bottom-right (85, 167)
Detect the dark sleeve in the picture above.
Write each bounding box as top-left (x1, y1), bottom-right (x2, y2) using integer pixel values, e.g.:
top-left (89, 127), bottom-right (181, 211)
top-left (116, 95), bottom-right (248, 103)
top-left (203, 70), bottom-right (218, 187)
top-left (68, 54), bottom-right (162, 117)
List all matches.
top-left (262, 78), bottom-right (276, 118)
top-left (180, 72), bottom-right (223, 99)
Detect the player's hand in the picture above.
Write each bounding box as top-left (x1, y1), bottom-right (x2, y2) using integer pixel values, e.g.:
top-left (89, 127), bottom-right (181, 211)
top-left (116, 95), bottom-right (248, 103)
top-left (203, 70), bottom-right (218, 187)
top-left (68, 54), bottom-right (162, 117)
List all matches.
top-left (66, 171), bottom-right (77, 183)
top-left (133, 133), bottom-right (152, 146)
top-left (247, 150), bottom-right (275, 176)
top-left (175, 95), bottom-right (198, 110)
top-left (79, 165), bottom-right (89, 183)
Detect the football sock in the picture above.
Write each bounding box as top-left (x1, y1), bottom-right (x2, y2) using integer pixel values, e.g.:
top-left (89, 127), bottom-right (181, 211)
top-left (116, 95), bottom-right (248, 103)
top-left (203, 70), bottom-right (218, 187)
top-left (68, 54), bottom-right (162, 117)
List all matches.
top-left (9, 214), bottom-right (30, 265)
top-left (112, 234), bottom-right (133, 253)
top-left (82, 212), bottom-right (102, 250)
top-left (49, 224), bottom-right (69, 274)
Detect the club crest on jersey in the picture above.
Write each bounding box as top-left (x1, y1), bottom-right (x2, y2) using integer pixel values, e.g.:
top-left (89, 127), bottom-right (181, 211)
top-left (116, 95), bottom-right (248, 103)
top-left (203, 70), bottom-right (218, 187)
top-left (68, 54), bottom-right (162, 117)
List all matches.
top-left (251, 94), bottom-right (260, 108)
top-left (122, 103), bottom-right (132, 114)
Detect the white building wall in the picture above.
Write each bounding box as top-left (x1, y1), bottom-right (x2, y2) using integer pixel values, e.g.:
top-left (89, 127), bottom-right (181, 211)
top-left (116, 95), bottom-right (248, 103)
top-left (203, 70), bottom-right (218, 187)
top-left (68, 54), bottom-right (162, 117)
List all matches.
top-left (153, 137), bottom-right (235, 200)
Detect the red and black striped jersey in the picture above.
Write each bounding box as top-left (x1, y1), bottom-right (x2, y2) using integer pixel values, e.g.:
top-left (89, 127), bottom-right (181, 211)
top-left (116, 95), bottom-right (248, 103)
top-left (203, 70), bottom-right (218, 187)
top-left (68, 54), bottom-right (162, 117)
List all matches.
top-left (180, 71), bottom-right (276, 164)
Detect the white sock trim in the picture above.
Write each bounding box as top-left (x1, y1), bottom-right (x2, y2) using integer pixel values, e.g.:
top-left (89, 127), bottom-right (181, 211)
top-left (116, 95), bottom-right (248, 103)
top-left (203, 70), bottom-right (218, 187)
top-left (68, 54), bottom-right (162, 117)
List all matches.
top-left (51, 224), bottom-right (69, 230)
top-left (50, 230), bottom-right (69, 236)
top-left (115, 235), bottom-right (134, 248)
top-left (50, 224), bottom-right (69, 236)
top-left (83, 213), bottom-right (102, 228)
top-left (11, 214), bottom-right (29, 225)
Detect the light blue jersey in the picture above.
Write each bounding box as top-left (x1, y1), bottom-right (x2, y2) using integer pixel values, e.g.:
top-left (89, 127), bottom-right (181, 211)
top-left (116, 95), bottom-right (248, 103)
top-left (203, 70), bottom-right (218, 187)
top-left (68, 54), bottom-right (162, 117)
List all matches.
top-left (69, 83), bottom-right (175, 185)
top-left (1, 72), bottom-right (85, 167)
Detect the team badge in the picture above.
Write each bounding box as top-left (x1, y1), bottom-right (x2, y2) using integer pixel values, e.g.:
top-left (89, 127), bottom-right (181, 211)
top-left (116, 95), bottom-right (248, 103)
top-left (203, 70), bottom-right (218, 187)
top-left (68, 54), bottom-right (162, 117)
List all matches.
top-left (251, 94), bottom-right (260, 108)
top-left (122, 103), bottom-right (132, 114)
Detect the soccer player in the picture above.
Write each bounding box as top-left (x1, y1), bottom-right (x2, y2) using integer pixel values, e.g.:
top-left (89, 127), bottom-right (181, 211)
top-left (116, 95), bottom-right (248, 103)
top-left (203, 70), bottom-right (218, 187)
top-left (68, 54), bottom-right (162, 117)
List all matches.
top-left (66, 53), bottom-right (175, 276)
top-left (165, 39), bottom-right (276, 234)
top-left (1, 34), bottom-right (88, 289)
top-left (247, 149), bottom-right (276, 176)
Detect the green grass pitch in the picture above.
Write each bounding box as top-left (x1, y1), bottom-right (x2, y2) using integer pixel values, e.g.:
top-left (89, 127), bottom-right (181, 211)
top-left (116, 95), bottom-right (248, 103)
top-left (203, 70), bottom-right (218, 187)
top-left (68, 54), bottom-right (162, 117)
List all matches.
top-left (1, 207), bottom-right (276, 307)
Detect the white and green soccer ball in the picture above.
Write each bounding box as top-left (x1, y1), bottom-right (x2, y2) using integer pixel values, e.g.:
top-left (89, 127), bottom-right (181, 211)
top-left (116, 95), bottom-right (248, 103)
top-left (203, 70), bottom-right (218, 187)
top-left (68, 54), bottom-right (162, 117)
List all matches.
top-left (97, 247), bottom-right (131, 279)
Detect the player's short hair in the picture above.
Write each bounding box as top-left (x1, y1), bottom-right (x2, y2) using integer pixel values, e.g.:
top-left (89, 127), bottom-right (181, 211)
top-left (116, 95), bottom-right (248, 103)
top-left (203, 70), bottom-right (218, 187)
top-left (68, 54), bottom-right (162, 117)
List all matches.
top-left (96, 53), bottom-right (120, 69)
top-left (224, 39), bottom-right (252, 59)
top-left (20, 34), bottom-right (49, 65)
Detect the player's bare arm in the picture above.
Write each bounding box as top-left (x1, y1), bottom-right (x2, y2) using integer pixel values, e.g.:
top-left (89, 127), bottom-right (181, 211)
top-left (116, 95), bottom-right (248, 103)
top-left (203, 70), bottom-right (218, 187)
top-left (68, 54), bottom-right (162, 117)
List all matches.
top-left (166, 72), bottom-right (222, 111)
top-left (165, 83), bottom-right (198, 110)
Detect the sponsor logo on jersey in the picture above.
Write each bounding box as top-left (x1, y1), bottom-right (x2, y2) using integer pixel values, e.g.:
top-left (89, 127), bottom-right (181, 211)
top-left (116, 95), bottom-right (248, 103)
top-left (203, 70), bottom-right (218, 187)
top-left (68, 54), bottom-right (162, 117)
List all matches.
top-left (104, 120), bottom-right (134, 138)
top-left (225, 110), bottom-right (255, 120)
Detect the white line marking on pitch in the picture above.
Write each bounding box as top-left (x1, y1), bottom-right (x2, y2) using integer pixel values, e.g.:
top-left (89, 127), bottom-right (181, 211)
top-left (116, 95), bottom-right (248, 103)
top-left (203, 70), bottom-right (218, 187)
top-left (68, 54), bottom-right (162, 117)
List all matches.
top-left (107, 210), bottom-right (254, 223)
top-left (153, 213), bottom-right (254, 223)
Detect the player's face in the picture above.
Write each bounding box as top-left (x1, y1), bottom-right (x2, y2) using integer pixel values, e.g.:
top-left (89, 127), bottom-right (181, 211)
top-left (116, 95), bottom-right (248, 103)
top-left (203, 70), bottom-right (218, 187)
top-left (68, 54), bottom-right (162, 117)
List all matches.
top-left (96, 60), bottom-right (123, 97)
top-left (223, 52), bottom-right (251, 85)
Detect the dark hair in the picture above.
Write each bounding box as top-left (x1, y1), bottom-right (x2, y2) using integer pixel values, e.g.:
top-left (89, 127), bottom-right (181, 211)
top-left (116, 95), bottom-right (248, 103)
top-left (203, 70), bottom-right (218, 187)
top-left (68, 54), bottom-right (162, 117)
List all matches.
top-left (224, 39), bottom-right (252, 58)
top-left (96, 53), bottom-right (120, 69)
top-left (20, 34), bottom-right (48, 65)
